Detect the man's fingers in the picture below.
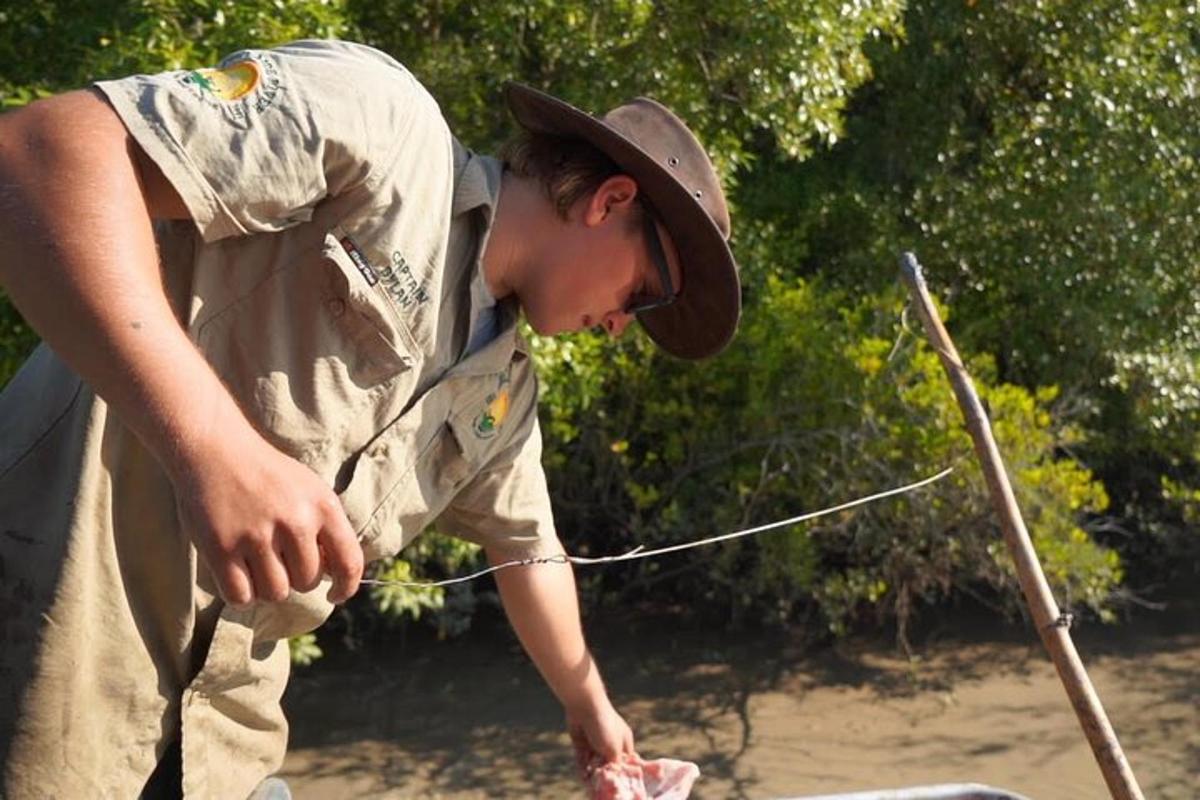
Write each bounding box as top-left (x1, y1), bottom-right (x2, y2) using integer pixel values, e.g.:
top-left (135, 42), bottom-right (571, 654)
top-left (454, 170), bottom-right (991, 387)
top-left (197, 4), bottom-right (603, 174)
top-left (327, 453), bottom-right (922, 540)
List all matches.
top-left (174, 442), bottom-right (363, 606)
top-left (599, 739), bottom-right (621, 762)
top-left (569, 725), bottom-right (593, 777)
top-left (214, 556), bottom-right (255, 606)
top-left (318, 502), bottom-right (363, 604)
top-left (246, 540), bottom-right (292, 603)
top-left (280, 523), bottom-right (323, 592)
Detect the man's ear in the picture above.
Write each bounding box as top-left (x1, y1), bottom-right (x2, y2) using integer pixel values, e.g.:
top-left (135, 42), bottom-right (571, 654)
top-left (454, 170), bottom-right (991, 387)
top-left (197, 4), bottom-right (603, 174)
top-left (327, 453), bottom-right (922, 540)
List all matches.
top-left (583, 174), bottom-right (639, 226)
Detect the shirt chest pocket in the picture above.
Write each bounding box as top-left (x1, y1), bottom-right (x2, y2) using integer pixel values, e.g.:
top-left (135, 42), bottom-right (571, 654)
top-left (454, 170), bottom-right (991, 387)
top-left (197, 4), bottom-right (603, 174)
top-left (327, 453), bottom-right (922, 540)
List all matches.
top-left (194, 233), bottom-right (419, 471)
top-left (339, 375), bottom-right (502, 561)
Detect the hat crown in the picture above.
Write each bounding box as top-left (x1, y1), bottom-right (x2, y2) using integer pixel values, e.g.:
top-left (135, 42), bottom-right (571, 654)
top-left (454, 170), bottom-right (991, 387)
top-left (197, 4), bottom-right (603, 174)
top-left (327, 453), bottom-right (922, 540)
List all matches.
top-left (602, 99), bottom-right (730, 240)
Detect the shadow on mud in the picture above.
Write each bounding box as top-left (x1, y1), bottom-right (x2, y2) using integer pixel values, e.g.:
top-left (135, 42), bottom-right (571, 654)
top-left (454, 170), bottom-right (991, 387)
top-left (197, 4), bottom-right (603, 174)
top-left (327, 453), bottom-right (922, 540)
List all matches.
top-left (281, 597), bottom-right (1200, 799)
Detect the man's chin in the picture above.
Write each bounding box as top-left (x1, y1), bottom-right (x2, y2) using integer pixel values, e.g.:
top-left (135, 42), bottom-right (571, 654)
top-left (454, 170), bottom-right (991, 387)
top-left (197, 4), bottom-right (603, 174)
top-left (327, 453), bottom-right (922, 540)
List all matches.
top-left (524, 313), bottom-right (577, 337)
top-left (524, 316), bottom-right (560, 336)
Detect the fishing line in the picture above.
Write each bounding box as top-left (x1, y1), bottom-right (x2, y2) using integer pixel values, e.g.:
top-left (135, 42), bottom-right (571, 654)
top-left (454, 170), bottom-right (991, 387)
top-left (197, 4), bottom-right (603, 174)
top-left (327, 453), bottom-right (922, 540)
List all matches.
top-left (360, 465), bottom-right (955, 590)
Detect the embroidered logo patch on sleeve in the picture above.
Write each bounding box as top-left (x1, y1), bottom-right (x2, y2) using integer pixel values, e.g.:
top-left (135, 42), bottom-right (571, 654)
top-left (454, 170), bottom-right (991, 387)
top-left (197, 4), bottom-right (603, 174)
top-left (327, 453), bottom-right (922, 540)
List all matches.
top-left (184, 60), bottom-right (260, 101)
top-left (179, 51), bottom-right (282, 118)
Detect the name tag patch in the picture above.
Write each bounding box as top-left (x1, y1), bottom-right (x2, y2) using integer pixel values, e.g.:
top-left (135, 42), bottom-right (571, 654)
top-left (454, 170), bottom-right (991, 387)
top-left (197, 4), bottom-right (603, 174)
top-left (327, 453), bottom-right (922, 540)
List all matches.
top-left (378, 251), bottom-right (431, 310)
top-left (333, 229), bottom-right (431, 314)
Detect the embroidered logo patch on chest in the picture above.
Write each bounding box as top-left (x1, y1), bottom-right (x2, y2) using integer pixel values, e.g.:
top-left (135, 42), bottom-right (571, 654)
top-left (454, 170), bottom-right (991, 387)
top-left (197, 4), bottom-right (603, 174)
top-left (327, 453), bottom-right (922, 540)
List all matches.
top-left (473, 372), bottom-right (512, 439)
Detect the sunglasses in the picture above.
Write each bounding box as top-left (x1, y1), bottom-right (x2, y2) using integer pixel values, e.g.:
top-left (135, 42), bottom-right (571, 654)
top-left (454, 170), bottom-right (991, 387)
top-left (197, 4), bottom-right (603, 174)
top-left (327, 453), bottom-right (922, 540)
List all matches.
top-left (624, 205), bottom-right (678, 316)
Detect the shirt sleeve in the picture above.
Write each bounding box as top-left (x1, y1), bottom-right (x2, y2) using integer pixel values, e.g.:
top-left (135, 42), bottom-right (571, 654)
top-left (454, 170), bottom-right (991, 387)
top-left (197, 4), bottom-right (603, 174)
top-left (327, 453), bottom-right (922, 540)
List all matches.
top-left (94, 39), bottom-right (446, 242)
top-left (437, 410), bottom-right (564, 561)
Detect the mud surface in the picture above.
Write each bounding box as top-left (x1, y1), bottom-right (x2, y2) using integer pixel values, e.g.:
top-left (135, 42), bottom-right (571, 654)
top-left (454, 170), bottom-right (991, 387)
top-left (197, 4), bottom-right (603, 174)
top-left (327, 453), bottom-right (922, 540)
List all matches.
top-left (281, 606), bottom-right (1199, 799)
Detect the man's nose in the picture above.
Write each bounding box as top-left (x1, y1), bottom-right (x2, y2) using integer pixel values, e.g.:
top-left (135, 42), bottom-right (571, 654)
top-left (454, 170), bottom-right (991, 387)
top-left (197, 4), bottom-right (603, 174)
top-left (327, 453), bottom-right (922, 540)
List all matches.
top-left (602, 310), bottom-right (635, 338)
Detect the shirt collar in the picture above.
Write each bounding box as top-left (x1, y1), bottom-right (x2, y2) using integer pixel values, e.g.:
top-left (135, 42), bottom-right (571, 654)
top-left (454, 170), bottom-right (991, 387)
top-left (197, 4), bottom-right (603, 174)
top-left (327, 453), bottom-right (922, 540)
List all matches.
top-left (449, 142), bottom-right (525, 377)
top-left (452, 141), bottom-right (502, 219)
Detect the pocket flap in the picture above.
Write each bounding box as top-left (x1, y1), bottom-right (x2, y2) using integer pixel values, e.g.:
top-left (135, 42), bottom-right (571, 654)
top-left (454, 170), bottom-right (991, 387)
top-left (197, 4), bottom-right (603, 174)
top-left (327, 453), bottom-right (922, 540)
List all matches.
top-left (323, 229), bottom-right (419, 371)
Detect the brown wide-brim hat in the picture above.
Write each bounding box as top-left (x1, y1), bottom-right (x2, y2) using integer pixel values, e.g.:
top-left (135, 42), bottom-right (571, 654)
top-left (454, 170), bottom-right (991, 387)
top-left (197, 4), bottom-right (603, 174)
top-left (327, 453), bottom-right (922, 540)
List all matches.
top-left (504, 82), bottom-right (740, 360)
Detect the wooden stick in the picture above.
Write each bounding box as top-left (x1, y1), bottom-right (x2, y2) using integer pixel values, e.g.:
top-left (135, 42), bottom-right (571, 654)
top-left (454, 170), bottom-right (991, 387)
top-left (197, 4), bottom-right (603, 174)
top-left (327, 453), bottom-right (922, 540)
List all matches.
top-left (897, 252), bottom-right (1143, 800)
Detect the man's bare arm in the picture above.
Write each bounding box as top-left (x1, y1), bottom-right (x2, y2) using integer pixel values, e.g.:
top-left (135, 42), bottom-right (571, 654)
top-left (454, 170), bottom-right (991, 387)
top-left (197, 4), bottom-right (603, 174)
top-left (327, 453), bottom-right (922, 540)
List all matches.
top-left (490, 552), bottom-right (635, 766)
top-left (0, 90), bottom-right (363, 604)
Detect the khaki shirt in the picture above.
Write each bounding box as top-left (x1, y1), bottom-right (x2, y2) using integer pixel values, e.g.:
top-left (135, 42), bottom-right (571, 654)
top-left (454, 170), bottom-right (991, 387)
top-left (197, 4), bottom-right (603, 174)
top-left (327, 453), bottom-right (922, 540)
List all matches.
top-left (0, 40), bottom-right (561, 799)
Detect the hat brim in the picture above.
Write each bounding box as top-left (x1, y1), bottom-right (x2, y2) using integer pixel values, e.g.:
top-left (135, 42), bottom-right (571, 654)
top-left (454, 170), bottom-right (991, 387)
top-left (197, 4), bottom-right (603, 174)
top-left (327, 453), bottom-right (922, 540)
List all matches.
top-left (504, 83), bottom-right (740, 360)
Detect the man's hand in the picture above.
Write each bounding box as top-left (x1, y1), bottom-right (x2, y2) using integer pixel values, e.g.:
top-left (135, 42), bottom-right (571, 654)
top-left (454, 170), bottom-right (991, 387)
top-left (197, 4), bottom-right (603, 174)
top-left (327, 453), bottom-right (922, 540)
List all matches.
top-left (174, 434), bottom-right (363, 606)
top-left (567, 695), bottom-right (637, 776)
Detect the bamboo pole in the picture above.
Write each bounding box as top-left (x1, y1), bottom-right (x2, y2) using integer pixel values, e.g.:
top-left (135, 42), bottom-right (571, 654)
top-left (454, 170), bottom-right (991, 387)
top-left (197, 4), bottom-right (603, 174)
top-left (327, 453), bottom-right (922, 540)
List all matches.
top-left (897, 252), bottom-right (1143, 800)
